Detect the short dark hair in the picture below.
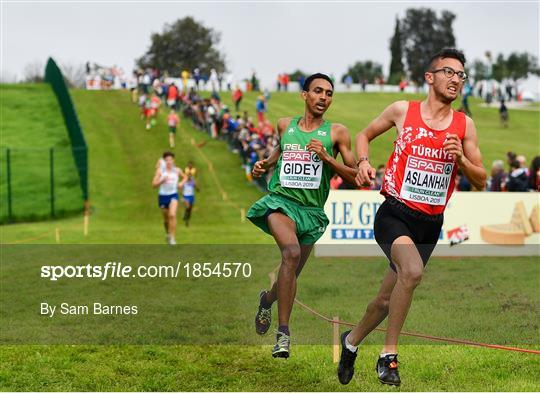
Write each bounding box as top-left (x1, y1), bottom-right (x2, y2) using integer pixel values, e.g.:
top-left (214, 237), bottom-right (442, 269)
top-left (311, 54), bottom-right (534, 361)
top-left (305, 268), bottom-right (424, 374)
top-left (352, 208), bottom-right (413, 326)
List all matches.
top-left (162, 151), bottom-right (175, 159)
top-left (428, 48), bottom-right (466, 70)
top-left (302, 73), bottom-right (334, 91)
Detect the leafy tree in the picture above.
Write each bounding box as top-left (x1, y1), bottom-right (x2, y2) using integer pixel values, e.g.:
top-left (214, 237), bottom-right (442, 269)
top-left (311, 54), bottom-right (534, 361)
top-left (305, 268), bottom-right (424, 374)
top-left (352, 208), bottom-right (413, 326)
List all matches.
top-left (505, 52), bottom-right (540, 80)
top-left (471, 59), bottom-right (489, 81)
top-left (137, 17), bottom-right (226, 76)
top-left (400, 8), bottom-right (456, 86)
top-left (343, 61), bottom-right (383, 84)
top-left (491, 54), bottom-right (507, 82)
top-left (388, 18), bottom-right (405, 85)
top-left (471, 52), bottom-right (539, 82)
top-left (288, 69), bottom-right (307, 82)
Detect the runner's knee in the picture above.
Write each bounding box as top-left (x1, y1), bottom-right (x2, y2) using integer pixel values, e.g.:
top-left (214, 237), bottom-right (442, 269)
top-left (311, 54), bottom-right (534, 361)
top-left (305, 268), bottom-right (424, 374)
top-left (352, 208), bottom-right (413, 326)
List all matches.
top-left (398, 267), bottom-right (423, 289)
top-left (281, 245), bottom-right (301, 268)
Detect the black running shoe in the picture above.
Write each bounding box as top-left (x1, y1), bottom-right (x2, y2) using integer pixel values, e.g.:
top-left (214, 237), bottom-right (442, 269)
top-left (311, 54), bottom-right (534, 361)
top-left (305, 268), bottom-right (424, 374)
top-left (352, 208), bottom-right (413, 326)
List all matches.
top-left (337, 330), bottom-right (358, 385)
top-left (376, 354), bottom-right (401, 386)
top-left (255, 290), bottom-right (271, 335)
top-left (272, 331), bottom-right (290, 358)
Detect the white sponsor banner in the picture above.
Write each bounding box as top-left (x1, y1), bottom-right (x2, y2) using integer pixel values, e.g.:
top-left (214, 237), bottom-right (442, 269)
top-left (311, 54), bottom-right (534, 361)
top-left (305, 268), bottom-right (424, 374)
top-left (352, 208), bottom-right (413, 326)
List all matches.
top-left (315, 191), bottom-right (540, 257)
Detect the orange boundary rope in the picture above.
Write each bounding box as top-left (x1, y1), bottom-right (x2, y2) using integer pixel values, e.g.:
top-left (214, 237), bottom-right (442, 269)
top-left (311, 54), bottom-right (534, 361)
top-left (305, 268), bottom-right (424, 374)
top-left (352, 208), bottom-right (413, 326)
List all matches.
top-left (269, 266), bottom-right (539, 355)
top-left (293, 298), bottom-right (540, 355)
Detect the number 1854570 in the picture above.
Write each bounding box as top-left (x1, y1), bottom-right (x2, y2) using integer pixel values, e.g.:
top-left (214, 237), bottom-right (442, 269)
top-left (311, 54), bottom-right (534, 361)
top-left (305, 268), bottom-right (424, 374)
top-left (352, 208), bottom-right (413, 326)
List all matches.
top-left (183, 262), bottom-right (252, 278)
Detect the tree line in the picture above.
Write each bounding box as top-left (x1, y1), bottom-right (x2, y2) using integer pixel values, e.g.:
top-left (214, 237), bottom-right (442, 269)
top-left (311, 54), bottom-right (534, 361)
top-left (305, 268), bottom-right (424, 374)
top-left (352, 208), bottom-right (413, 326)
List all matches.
top-left (343, 8), bottom-right (539, 86)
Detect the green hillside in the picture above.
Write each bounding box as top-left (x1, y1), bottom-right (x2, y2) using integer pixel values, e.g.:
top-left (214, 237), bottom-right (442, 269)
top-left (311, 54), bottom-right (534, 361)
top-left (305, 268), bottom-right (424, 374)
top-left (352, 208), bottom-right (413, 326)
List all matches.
top-left (0, 84), bottom-right (83, 223)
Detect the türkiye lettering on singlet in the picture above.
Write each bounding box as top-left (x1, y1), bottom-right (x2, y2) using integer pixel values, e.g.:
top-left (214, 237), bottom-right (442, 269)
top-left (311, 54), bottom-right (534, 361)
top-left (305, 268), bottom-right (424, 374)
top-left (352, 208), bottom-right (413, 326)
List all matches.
top-left (381, 101), bottom-right (466, 215)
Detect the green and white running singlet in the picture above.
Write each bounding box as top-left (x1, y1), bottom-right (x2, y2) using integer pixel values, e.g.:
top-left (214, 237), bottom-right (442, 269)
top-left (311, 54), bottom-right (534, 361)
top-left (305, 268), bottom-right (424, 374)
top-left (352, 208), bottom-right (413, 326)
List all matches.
top-left (270, 116), bottom-right (333, 207)
top-left (247, 117), bottom-right (334, 244)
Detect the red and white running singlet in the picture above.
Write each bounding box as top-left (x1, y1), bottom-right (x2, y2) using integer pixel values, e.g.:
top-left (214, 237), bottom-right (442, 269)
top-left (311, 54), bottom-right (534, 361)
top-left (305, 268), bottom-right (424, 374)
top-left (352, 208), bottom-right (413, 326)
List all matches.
top-left (381, 101), bottom-right (466, 215)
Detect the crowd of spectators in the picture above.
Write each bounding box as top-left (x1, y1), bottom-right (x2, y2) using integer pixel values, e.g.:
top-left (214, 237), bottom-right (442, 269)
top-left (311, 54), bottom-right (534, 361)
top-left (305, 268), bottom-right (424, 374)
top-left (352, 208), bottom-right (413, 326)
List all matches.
top-left (133, 74), bottom-right (278, 191)
top-left (484, 152), bottom-right (540, 192)
top-left (180, 91), bottom-right (277, 191)
top-left (85, 62), bottom-right (128, 90)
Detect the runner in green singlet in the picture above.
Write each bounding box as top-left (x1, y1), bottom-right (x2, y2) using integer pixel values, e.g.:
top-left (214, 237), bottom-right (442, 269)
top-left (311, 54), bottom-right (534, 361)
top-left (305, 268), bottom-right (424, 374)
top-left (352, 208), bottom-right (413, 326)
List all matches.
top-left (248, 73), bottom-right (359, 358)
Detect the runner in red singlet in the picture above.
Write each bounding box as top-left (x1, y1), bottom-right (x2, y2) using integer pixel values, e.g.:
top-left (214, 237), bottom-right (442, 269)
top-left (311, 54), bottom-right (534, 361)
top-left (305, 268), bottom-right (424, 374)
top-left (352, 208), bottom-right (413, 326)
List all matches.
top-left (337, 48), bottom-right (487, 387)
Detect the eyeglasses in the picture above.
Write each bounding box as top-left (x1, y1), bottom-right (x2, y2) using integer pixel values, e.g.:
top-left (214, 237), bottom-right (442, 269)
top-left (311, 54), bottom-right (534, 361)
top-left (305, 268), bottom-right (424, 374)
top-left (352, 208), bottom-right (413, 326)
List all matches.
top-left (429, 67), bottom-right (468, 81)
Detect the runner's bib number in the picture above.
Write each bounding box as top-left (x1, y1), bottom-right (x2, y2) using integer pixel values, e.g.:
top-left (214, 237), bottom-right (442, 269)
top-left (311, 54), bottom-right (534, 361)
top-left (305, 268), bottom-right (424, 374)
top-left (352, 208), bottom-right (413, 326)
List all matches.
top-left (280, 150), bottom-right (323, 189)
top-left (400, 156), bottom-right (453, 206)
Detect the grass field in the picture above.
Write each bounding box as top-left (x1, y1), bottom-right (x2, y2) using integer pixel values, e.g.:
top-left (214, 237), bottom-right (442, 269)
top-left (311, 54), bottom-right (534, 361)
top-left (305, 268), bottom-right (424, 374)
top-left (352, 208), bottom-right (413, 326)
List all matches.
top-left (0, 84), bottom-right (83, 223)
top-left (1, 87), bottom-right (539, 391)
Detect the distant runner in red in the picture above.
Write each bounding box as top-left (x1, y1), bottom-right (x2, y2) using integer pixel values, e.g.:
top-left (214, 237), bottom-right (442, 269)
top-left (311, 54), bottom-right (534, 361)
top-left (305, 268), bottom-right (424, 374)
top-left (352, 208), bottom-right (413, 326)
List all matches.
top-left (167, 82), bottom-right (179, 110)
top-left (337, 48), bottom-right (487, 387)
top-left (167, 110), bottom-right (180, 148)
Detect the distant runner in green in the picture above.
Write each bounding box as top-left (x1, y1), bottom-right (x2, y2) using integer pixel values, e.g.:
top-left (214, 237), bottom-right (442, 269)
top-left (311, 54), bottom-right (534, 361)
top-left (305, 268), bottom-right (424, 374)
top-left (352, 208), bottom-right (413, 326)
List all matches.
top-left (248, 73), bottom-right (358, 358)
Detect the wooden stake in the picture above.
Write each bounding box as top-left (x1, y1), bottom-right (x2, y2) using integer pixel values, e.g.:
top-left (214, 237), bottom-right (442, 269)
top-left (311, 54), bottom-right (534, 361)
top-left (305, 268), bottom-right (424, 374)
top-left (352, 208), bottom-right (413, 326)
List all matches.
top-left (83, 213), bottom-right (89, 236)
top-left (240, 208), bottom-right (246, 223)
top-left (333, 316), bottom-right (340, 363)
top-left (55, 228), bottom-right (60, 243)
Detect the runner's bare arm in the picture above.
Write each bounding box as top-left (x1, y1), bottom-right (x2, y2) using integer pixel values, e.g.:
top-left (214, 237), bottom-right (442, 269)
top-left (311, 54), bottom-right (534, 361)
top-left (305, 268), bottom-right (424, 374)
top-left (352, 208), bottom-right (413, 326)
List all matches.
top-left (306, 125), bottom-right (358, 185)
top-left (178, 171), bottom-right (187, 188)
top-left (443, 117), bottom-right (487, 190)
top-left (331, 123), bottom-right (357, 167)
top-left (177, 167), bottom-right (186, 178)
top-left (152, 168), bottom-right (163, 188)
top-left (252, 117), bottom-right (288, 178)
top-left (356, 101), bottom-right (408, 186)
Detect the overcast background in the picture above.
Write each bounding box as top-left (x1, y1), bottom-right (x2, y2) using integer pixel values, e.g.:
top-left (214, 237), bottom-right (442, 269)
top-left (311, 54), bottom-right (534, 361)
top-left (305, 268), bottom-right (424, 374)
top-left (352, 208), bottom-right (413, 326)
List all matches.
top-left (2, 1), bottom-right (539, 92)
